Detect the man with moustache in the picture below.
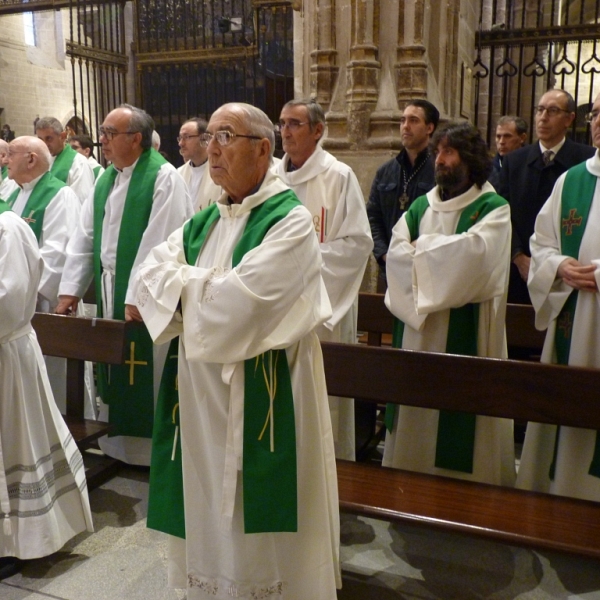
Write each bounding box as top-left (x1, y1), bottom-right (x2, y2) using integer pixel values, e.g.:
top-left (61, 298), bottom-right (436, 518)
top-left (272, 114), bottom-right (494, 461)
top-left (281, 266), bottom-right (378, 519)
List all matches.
top-left (56, 104), bottom-right (192, 466)
top-left (367, 99), bottom-right (439, 281)
top-left (275, 98), bottom-right (372, 461)
top-left (383, 122), bottom-right (515, 486)
top-left (516, 92), bottom-right (600, 503)
top-left (499, 89), bottom-right (595, 303)
top-left (177, 117), bottom-right (221, 211)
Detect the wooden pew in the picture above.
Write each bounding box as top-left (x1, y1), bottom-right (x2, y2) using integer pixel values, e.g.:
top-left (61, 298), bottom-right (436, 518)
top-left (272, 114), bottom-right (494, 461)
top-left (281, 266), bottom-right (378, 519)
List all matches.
top-left (322, 341), bottom-right (600, 559)
top-left (357, 292), bottom-right (547, 353)
top-left (32, 313), bottom-right (132, 489)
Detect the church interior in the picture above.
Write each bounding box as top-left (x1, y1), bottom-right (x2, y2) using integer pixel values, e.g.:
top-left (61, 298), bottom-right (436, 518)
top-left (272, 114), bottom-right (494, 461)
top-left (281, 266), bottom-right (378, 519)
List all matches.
top-left (1, 0), bottom-right (600, 597)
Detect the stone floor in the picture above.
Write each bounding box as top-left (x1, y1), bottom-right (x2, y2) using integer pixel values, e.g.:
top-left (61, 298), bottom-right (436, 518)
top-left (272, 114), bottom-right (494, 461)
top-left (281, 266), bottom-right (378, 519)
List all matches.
top-left (1, 460), bottom-right (600, 599)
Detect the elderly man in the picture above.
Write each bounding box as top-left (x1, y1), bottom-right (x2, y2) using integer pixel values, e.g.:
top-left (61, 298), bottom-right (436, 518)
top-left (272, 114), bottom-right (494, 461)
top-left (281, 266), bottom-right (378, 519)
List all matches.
top-left (135, 102), bottom-right (340, 599)
top-left (275, 98), bottom-right (373, 460)
top-left (516, 93), bottom-right (600, 503)
top-left (70, 134), bottom-right (105, 180)
top-left (488, 115), bottom-right (528, 189)
top-left (5, 136), bottom-right (81, 413)
top-left (0, 139), bottom-right (18, 199)
top-left (499, 89), bottom-right (595, 303)
top-left (367, 99), bottom-right (439, 275)
top-left (383, 122), bottom-right (515, 486)
top-left (0, 203), bottom-right (92, 578)
top-left (56, 104), bottom-right (192, 466)
top-left (35, 117), bottom-right (95, 204)
top-left (177, 117), bottom-right (221, 211)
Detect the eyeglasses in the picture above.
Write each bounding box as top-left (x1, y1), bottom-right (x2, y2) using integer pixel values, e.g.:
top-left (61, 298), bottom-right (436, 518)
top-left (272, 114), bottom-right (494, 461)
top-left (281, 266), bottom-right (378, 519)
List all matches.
top-left (276, 120), bottom-right (308, 131)
top-left (199, 131), bottom-right (263, 147)
top-left (99, 126), bottom-right (136, 141)
top-left (7, 150), bottom-right (30, 158)
top-left (585, 111), bottom-right (600, 124)
top-left (177, 134), bottom-right (200, 142)
top-left (535, 106), bottom-right (570, 117)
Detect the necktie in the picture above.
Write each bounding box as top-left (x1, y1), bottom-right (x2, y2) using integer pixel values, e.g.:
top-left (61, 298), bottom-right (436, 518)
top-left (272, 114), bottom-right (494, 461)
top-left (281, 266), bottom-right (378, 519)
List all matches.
top-left (543, 150), bottom-right (554, 166)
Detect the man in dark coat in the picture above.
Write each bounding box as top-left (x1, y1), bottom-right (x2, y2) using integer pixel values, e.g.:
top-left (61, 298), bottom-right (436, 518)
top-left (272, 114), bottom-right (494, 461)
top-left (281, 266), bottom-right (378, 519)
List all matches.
top-left (499, 89), bottom-right (595, 304)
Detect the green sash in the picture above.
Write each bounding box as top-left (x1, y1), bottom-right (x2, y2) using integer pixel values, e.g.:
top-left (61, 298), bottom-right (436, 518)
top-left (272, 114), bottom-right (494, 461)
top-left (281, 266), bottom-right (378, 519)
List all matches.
top-left (0, 199), bottom-right (11, 214)
top-left (93, 149), bottom-right (167, 438)
top-left (1, 166), bottom-right (7, 180)
top-left (150, 190), bottom-right (301, 535)
top-left (93, 165), bottom-right (102, 180)
top-left (386, 192), bottom-right (507, 473)
top-left (51, 144), bottom-right (77, 183)
top-left (548, 162), bottom-right (600, 479)
top-left (6, 172), bottom-right (66, 242)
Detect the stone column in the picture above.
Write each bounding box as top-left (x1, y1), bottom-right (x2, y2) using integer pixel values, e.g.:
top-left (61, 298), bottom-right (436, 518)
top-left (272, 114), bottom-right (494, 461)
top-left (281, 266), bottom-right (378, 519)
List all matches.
top-left (309, 0), bottom-right (338, 112)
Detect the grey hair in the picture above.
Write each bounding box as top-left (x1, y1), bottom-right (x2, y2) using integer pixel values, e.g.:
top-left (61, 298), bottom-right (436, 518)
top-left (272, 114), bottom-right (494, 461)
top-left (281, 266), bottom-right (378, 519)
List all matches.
top-left (281, 98), bottom-right (326, 131)
top-left (119, 104), bottom-right (155, 150)
top-left (220, 103), bottom-right (275, 158)
top-left (497, 115), bottom-right (528, 136)
top-left (35, 116), bottom-right (63, 135)
top-left (152, 130), bottom-right (161, 150)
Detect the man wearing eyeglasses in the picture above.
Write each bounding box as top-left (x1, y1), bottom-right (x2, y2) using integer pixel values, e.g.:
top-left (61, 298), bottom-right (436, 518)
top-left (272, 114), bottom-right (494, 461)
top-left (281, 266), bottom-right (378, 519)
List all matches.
top-left (516, 92), bottom-right (600, 503)
top-left (134, 102), bottom-right (339, 599)
top-left (275, 98), bottom-right (373, 462)
top-left (56, 104), bottom-right (193, 467)
top-left (35, 116), bottom-right (95, 204)
top-left (176, 117), bottom-right (221, 211)
top-left (498, 89), bottom-right (595, 304)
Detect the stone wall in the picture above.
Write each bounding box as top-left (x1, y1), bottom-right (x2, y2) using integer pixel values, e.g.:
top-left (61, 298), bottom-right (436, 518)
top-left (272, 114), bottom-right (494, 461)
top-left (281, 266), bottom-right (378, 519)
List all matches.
top-left (0, 10), bottom-right (85, 135)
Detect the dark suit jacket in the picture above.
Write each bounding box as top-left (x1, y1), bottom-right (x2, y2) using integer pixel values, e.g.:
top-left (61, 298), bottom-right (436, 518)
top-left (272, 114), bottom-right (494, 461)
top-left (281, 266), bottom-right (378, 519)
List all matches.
top-left (498, 138), bottom-right (595, 303)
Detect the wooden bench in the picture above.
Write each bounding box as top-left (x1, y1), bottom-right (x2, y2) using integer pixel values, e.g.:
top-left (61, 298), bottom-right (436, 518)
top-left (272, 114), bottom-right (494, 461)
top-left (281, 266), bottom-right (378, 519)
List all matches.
top-left (322, 341), bottom-right (600, 560)
top-left (32, 313), bottom-right (132, 489)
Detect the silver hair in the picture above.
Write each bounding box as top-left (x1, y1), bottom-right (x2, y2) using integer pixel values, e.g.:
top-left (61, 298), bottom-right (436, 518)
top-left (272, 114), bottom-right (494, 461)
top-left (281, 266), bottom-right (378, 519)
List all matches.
top-left (35, 116), bottom-right (63, 135)
top-left (219, 103), bottom-right (275, 158)
top-left (281, 98), bottom-right (325, 130)
top-left (118, 104), bottom-right (155, 150)
top-left (152, 130), bottom-right (161, 150)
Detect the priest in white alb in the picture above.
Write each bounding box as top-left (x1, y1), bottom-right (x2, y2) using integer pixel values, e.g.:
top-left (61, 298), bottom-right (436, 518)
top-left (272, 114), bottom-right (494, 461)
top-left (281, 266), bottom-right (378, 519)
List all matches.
top-left (135, 102), bottom-right (340, 600)
top-left (275, 98), bottom-right (373, 461)
top-left (0, 201), bottom-right (92, 578)
top-left (516, 92), bottom-right (600, 502)
top-left (383, 122), bottom-right (515, 486)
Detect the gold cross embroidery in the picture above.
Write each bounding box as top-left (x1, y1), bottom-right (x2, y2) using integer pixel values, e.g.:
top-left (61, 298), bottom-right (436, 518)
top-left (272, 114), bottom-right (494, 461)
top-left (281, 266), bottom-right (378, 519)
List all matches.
top-left (558, 311), bottom-right (573, 339)
top-left (562, 209), bottom-right (583, 236)
top-left (23, 210), bottom-right (36, 224)
top-left (125, 341), bottom-right (148, 385)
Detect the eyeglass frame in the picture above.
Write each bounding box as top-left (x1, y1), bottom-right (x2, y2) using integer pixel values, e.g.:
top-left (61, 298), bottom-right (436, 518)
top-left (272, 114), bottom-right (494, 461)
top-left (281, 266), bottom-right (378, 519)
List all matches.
top-left (534, 105), bottom-right (571, 117)
top-left (199, 130), bottom-right (263, 148)
top-left (7, 150), bottom-right (31, 159)
top-left (177, 134), bottom-right (201, 143)
top-left (585, 111), bottom-right (600, 124)
top-left (276, 120), bottom-right (309, 132)
top-left (98, 126), bottom-right (137, 141)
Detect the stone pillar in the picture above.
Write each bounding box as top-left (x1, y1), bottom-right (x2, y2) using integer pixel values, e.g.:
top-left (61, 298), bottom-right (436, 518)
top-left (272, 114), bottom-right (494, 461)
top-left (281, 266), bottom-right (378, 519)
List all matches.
top-left (309, 0), bottom-right (338, 112)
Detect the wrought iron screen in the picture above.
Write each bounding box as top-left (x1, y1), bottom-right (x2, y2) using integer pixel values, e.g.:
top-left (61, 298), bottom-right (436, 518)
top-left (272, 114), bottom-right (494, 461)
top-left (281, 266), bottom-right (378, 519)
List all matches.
top-left (475, 0), bottom-right (600, 147)
top-left (66, 0), bottom-right (127, 143)
top-left (134, 0), bottom-right (294, 165)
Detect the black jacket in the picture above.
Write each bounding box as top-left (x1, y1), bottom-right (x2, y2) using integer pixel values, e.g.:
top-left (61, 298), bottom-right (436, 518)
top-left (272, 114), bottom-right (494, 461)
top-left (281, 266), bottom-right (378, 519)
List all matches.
top-left (367, 148), bottom-right (435, 266)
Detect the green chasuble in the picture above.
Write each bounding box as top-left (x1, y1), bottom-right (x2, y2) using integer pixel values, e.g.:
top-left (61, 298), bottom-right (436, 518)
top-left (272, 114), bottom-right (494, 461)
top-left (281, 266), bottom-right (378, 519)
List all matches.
top-left (93, 148), bottom-right (167, 439)
top-left (51, 144), bottom-right (77, 183)
top-left (6, 172), bottom-right (66, 242)
top-left (1, 166), bottom-right (7, 181)
top-left (147, 190), bottom-right (302, 538)
top-left (386, 191), bottom-right (507, 473)
top-left (548, 162), bottom-right (600, 479)
top-left (0, 199), bottom-right (11, 214)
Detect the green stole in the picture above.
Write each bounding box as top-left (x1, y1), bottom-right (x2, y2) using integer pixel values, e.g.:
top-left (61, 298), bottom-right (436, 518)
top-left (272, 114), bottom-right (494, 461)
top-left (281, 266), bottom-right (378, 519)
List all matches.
top-left (0, 199), bottom-right (11, 214)
top-left (1, 166), bottom-right (7, 180)
top-left (548, 162), bottom-right (600, 479)
top-left (6, 172), bottom-right (66, 242)
top-left (51, 144), bottom-right (77, 183)
top-left (93, 165), bottom-right (102, 180)
top-left (93, 148), bottom-right (167, 438)
top-left (385, 191), bottom-right (508, 473)
top-left (147, 190), bottom-right (301, 537)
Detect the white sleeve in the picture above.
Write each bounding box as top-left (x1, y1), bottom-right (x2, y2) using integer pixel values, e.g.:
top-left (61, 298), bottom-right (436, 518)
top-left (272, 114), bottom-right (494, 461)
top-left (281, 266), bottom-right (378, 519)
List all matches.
top-left (67, 153), bottom-right (96, 204)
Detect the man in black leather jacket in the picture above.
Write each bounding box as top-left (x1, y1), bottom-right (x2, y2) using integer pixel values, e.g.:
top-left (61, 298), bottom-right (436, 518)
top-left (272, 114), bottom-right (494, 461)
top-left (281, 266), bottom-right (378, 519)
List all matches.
top-left (367, 100), bottom-right (439, 284)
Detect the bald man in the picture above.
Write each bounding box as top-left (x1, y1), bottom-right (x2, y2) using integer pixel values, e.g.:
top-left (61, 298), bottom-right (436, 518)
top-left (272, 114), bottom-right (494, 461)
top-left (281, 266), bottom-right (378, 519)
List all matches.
top-left (0, 139), bottom-right (18, 200)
